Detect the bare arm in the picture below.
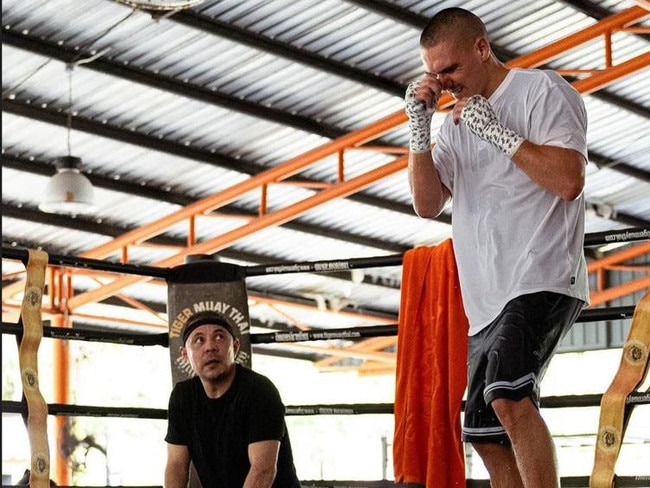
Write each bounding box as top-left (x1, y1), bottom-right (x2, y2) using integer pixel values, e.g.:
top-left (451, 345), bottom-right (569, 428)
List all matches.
top-left (511, 141), bottom-right (585, 201)
top-left (408, 150), bottom-right (451, 218)
top-left (164, 443), bottom-right (190, 488)
top-left (242, 439), bottom-right (280, 488)
top-left (454, 95), bottom-right (586, 201)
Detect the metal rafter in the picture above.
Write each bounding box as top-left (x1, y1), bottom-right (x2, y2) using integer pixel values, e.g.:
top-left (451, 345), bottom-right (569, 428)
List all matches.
top-left (3, 142), bottom-right (647, 231)
top-left (1, 152), bottom-right (424, 223)
top-left (52, 7), bottom-right (650, 310)
top-left (4, 4), bottom-right (648, 125)
top-left (1, 156), bottom-right (414, 253)
top-left (2, 7), bottom-right (647, 308)
top-left (1, 203), bottom-right (403, 291)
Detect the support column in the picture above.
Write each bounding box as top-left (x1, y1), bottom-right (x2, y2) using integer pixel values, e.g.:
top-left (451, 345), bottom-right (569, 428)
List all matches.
top-left (52, 314), bottom-right (71, 486)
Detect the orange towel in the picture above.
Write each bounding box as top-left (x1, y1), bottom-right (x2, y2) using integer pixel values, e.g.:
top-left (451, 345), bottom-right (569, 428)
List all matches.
top-left (393, 239), bottom-right (469, 488)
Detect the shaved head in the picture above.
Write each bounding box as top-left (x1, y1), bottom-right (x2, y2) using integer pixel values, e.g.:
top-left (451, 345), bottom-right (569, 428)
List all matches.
top-left (420, 7), bottom-right (487, 48)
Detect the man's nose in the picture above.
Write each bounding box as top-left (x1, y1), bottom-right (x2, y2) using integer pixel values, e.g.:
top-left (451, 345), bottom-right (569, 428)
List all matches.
top-left (437, 73), bottom-right (451, 89)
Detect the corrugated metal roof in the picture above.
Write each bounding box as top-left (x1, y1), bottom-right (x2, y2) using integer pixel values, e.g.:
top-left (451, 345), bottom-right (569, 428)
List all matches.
top-left (2, 0), bottom-right (649, 362)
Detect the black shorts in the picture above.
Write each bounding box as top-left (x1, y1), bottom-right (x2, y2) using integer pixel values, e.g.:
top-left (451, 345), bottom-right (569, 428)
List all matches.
top-left (462, 291), bottom-right (584, 444)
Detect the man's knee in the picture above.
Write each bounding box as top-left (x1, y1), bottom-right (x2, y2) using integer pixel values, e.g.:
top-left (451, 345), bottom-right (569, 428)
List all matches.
top-left (471, 441), bottom-right (517, 473)
top-left (491, 397), bottom-right (537, 430)
top-left (472, 441), bottom-right (506, 460)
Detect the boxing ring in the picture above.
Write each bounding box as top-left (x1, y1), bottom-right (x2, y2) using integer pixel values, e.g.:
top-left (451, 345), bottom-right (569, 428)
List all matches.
top-left (2, 226), bottom-right (649, 488)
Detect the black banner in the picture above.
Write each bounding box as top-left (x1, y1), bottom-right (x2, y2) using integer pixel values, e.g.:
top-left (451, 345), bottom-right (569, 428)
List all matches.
top-left (166, 257), bottom-right (252, 385)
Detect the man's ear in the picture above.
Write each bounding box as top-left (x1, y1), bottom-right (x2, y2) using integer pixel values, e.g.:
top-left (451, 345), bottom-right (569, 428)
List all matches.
top-left (233, 338), bottom-right (241, 355)
top-left (476, 37), bottom-right (490, 60)
top-left (180, 345), bottom-right (188, 360)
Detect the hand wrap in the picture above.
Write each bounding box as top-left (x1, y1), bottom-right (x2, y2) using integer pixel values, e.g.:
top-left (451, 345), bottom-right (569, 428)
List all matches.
top-left (460, 94), bottom-right (524, 157)
top-left (405, 82), bottom-right (438, 153)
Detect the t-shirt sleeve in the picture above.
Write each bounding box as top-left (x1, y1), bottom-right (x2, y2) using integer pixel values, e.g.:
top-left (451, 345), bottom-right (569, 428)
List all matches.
top-left (528, 72), bottom-right (588, 163)
top-left (245, 376), bottom-right (286, 444)
top-left (165, 383), bottom-right (189, 446)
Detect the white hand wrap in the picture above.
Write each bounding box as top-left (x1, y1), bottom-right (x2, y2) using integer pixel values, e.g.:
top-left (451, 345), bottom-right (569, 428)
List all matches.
top-left (460, 95), bottom-right (524, 158)
top-left (405, 82), bottom-right (438, 153)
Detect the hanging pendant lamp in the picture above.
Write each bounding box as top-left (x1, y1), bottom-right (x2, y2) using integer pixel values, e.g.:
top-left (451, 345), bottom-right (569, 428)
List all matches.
top-left (39, 64), bottom-right (97, 215)
top-left (39, 156), bottom-right (97, 215)
top-left (113, 0), bottom-right (205, 11)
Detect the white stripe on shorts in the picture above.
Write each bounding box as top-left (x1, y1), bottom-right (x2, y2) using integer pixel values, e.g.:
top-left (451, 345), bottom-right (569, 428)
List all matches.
top-left (462, 425), bottom-right (507, 437)
top-left (483, 372), bottom-right (537, 400)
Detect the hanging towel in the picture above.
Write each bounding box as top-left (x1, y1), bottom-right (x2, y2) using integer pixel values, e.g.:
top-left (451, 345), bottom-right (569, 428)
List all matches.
top-left (393, 239), bottom-right (469, 488)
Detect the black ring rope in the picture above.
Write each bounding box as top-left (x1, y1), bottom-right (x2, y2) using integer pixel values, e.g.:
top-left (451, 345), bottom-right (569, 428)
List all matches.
top-left (246, 226), bottom-right (650, 276)
top-left (3, 227), bottom-right (648, 486)
top-left (1, 247), bottom-right (170, 278)
top-left (3, 391), bottom-right (647, 421)
top-left (2, 401), bottom-right (167, 420)
top-left (0, 305), bottom-right (636, 347)
top-left (1, 322), bottom-right (169, 346)
top-left (2, 226), bottom-right (648, 278)
top-left (582, 227), bottom-right (650, 247)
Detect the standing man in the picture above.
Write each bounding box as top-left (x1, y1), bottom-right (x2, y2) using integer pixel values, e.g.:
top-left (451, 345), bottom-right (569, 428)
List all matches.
top-left (164, 311), bottom-right (301, 488)
top-left (405, 7), bottom-right (589, 488)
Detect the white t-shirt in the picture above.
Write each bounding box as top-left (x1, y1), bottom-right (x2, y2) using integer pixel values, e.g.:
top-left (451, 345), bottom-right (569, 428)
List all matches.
top-left (433, 68), bottom-right (590, 336)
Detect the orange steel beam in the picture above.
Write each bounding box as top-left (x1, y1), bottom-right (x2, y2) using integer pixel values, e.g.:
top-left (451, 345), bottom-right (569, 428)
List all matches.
top-left (572, 51), bottom-right (650, 95)
top-left (3, 7), bottom-right (648, 313)
top-left (2, 298), bottom-right (397, 336)
top-left (589, 275), bottom-right (650, 306)
top-left (315, 336), bottom-right (400, 368)
top-left (51, 314), bottom-right (70, 486)
top-left (65, 58), bottom-right (650, 309)
top-left (250, 296), bottom-right (396, 326)
top-left (257, 303), bottom-right (310, 331)
top-left (633, 1), bottom-right (650, 11)
top-left (0, 300), bottom-right (170, 331)
top-left (67, 156), bottom-right (408, 308)
top-left (587, 241), bottom-right (650, 306)
top-left (2, 278), bottom-right (397, 329)
top-left (587, 241), bottom-right (650, 273)
top-left (76, 112), bottom-right (407, 262)
top-left (72, 6), bottom-right (647, 264)
top-left (276, 342), bottom-right (398, 364)
top-left (88, 274), bottom-right (168, 324)
top-left (503, 6), bottom-right (648, 69)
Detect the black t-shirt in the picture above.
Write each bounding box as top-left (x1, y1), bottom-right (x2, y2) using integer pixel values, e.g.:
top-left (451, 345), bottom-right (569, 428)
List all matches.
top-left (165, 364), bottom-right (301, 488)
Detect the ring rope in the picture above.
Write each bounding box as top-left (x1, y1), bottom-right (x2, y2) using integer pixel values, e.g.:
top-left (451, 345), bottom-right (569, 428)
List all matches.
top-left (2, 226), bottom-right (648, 280)
top-left (3, 390), bottom-right (648, 420)
top-left (17, 249), bottom-right (50, 488)
top-left (0, 304), bottom-right (637, 348)
top-left (2, 236), bottom-right (648, 486)
top-left (591, 290), bottom-right (650, 488)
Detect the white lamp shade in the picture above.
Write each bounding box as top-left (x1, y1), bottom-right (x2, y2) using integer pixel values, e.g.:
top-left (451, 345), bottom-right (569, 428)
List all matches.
top-left (114, 0), bottom-right (205, 10)
top-left (39, 157), bottom-right (97, 215)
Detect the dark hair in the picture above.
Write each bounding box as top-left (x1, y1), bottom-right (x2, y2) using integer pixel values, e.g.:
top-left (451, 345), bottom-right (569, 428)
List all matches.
top-left (420, 7), bottom-right (487, 48)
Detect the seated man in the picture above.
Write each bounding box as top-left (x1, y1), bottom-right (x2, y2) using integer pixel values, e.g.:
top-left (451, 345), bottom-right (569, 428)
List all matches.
top-left (164, 311), bottom-right (301, 488)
